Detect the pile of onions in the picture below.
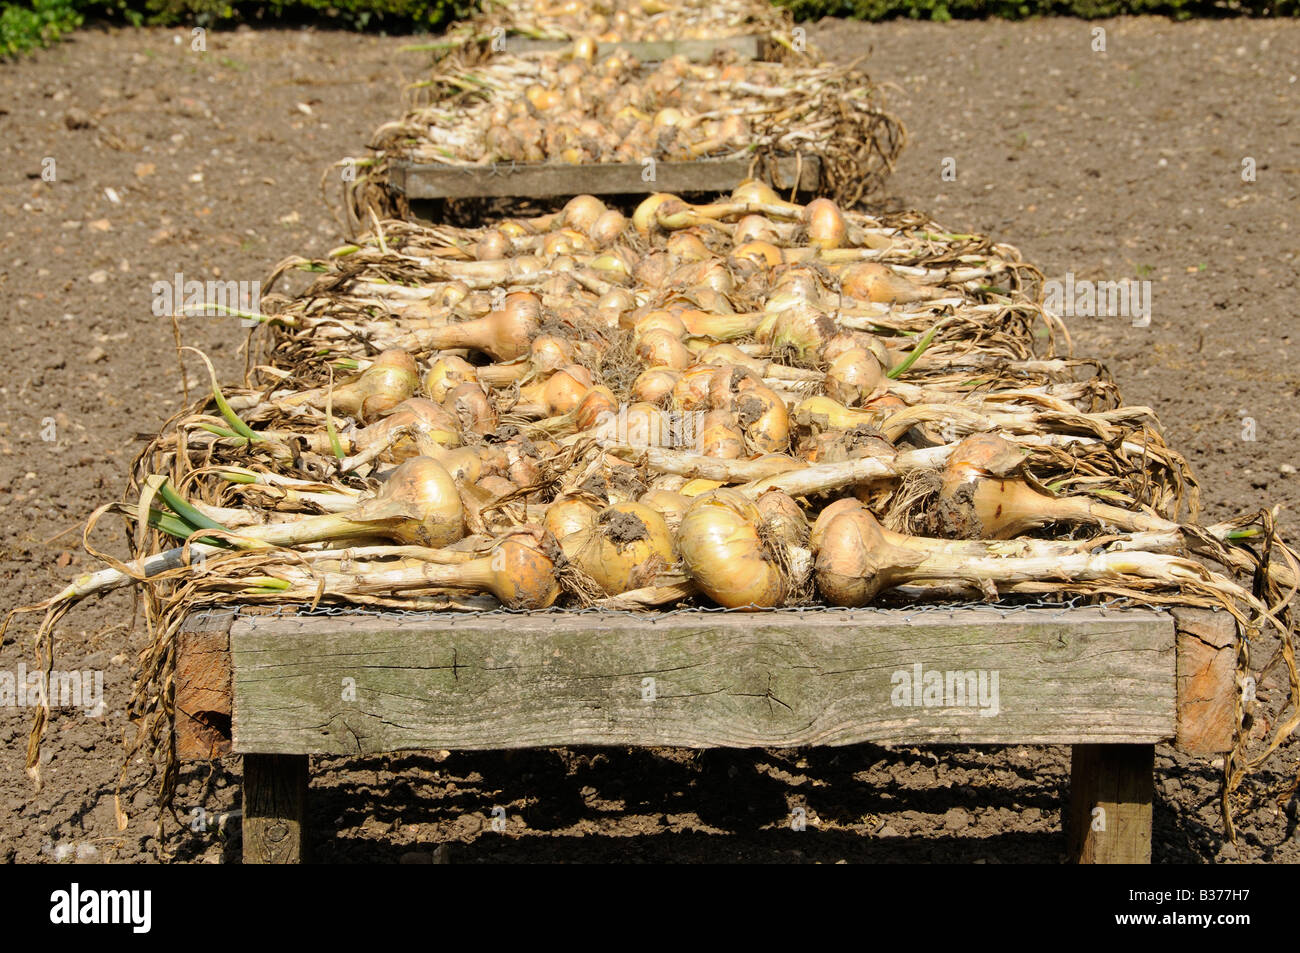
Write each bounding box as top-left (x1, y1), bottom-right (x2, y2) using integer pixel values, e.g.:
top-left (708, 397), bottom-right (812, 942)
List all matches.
top-left (354, 44), bottom-right (902, 213)
top-left (443, 0), bottom-right (798, 46)
top-left (32, 182), bottom-right (1284, 631)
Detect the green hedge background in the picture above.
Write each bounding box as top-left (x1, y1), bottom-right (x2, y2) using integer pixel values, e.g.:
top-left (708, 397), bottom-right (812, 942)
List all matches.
top-left (779, 0), bottom-right (1297, 19)
top-left (3, 0), bottom-right (1296, 58)
top-left (1, 0), bottom-right (471, 56)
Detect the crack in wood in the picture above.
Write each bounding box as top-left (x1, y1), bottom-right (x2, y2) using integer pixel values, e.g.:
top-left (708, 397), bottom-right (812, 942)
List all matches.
top-left (727, 673), bottom-right (794, 716)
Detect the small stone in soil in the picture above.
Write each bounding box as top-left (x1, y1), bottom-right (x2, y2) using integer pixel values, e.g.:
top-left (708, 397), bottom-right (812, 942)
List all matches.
top-left (63, 108), bottom-right (95, 130)
top-left (943, 807), bottom-right (973, 830)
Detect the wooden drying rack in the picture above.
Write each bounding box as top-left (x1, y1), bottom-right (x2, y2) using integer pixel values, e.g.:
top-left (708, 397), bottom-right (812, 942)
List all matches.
top-left (174, 604), bottom-right (1237, 864)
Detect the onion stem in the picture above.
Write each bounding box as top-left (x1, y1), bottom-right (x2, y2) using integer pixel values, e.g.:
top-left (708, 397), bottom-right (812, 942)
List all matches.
top-left (886, 317), bottom-right (948, 380)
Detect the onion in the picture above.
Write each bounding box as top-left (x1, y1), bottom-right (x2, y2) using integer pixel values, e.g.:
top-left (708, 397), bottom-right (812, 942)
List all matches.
top-left (649, 473), bottom-right (687, 492)
top-left (666, 231), bottom-right (711, 262)
top-left (936, 433), bottom-right (1175, 538)
top-left (803, 198), bottom-right (848, 250)
top-left (809, 497), bottom-right (865, 553)
top-left (544, 495), bottom-right (600, 540)
top-left (653, 107), bottom-right (685, 130)
top-left (589, 209), bottom-right (629, 246)
top-left (801, 428), bottom-right (893, 466)
top-left (498, 437), bottom-right (543, 488)
top-left (559, 194), bottom-right (607, 235)
top-left (733, 214), bottom-right (779, 245)
top-left (633, 251), bottom-right (670, 287)
top-left (757, 490), bottom-right (809, 548)
top-left (677, 489), bottom-right (787, 609)
top-left (638, 488), bottom-right (691, 530)
top-left (574, 385), bottom-right (619, 431)
top-left (519, 364), bottom-right (594, 416)
top-left (678, 309), bottom-right (765, 342)
top-left (768, 303), bottom-right (837, 364)
top-left (229, 456), bottom-right (465, 549)
top-left (824, 347), bottom-right (885, 407)
top-left (672, 363), bottom-right (720, 411)
top-left (757, 489), bottom-right (813, 591)
top-left (730, 179), bottom-right (798, 214)
top-left (794, 396), bottom-right (881, 434)
top-left (696, 344), bottom-right (767, 375)
top-left (634, 310), bottom-right (688, 340)
top-left (636, 328), bottom-right (693, 370)
top-left (530, 334), bottom-right (577, 374)
top-left (633, 193), bottom-right (676, 233)
top-left (423, 355), bottom-right (479, 403)
top-left (732, 240), bottom-right (783, 269)
top-left (840, 262), bottom-right (944, 305)
top-left (434, 281), bottom-right (470, 309)
top-left (815, 508), bottom-right (922, 605)
top-left (710, 367), bottom-right (789, 452)
top-left (682, 288), bottom-right (734, 315)
top-left (596, 289), bottom-right (636, 327)
top-left (697, 409), bottom-right (745, 458)
top-left (357, 396), bottom-right (463, 462)
top-left (475, 532), bottom-right (561, 608)
top-left (732, 379), bottom-right (790, 454)
top-left (543, 229), bottom-right (595, 259)
top-left (771, 266), bottom-right (825, 305)
top-left (231, 531), bottom-right (560, 609)
top-left (475, 229), bottom-right (509, 261)
top-left (633, 367), bottom-right (680, 404)
top-left (330, 529), bottom-right (554, 609)
top-left (680, 478), bottom-right (724, 496)
top-left (525, 84), bottom-right (564, 112)
top-left (560, 501), bottom-right (675, 595)
top-left (570, 35), bottom-right (598, 63)
top-left (284, 349), bottom-right (418, 422)
top-left (821, 332), bottom-right (875, 363)
top-left (813, 507), bottom-right (1212, 608)
top-left (590, 246), bottom-right (636, 280)
top-left (594, 402), bottom-right (671, 448)
top-left (430, 446), bottom-right (484, 484)
top-left (685, 259), bottom-right (735, 296)
top-left (473, 474), bottom-right (518, 506)
top-left (443, 381), bottom-right (497, 436)
top-left (422, 292), bottom-right (541, 360)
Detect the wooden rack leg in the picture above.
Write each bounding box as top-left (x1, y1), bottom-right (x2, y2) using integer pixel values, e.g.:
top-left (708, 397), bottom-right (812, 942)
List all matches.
top-left (242, 754), bottom-right (309, 864)
top-left (1067, 744), bottom-right (1154, 864)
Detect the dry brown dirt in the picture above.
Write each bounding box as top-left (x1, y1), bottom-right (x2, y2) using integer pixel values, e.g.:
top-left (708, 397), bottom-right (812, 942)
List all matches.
top-left (1, 17), bottom-right (1297, 864)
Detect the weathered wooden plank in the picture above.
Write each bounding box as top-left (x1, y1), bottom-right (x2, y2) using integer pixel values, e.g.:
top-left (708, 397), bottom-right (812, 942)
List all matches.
top-left (504, 35), bottom-right (765, 62)
top-left (242, 754), bottom-right (308, 864)
top-left (390, 155), bottom-right (821, 200)
top-left (175, 610), bottom-right (235, 760)
top-left (1172, 608), bottom-right (1237, 755)
top-left (1067, 744), bottom-right (1154, 863)
top-left (229, 608), bottom-right (1176, 755)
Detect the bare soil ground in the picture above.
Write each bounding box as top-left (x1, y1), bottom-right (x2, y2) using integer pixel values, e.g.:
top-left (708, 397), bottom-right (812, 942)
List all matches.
top-left (1, 17), bottom-right (1297, 864)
